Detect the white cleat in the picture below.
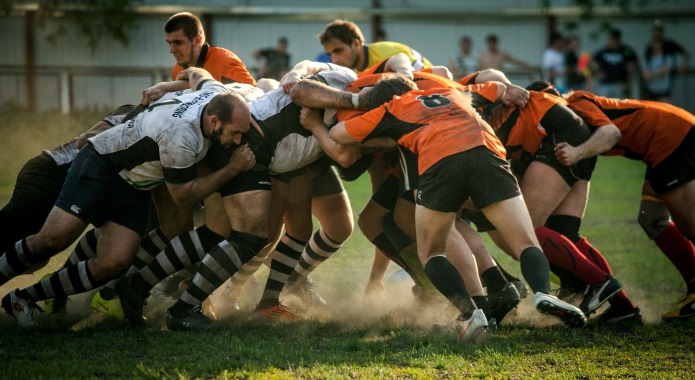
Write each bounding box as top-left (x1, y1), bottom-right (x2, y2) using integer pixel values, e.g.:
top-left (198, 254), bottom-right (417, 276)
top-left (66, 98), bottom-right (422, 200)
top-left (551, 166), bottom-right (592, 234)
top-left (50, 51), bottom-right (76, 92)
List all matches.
top-left (534, 292), bottom-right (587, 328)
top-left (458, 308), bottom-right (488, 344)
top-left (2, 289), bottom-right (43, 328)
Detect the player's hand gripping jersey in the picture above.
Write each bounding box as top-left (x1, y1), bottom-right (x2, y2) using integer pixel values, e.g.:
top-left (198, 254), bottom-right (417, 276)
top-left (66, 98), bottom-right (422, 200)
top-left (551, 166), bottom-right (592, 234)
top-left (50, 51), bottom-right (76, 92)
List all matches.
top-left (344, 87), bottom-right (506, 175)
top-left (482, 91), bottom-right (579, 158)
top-left (338, 59), bottom-right (500, 123)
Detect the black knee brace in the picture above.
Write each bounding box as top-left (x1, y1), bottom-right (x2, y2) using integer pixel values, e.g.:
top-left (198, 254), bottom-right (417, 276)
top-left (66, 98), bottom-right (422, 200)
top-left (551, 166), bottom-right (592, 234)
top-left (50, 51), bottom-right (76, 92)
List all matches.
top-left (381, 212), bottom-right (413, 252)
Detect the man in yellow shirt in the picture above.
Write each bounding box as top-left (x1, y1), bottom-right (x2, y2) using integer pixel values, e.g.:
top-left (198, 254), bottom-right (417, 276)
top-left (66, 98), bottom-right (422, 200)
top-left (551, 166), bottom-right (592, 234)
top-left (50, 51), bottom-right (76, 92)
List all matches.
top-left (318, 19), bottom-right (432, 74)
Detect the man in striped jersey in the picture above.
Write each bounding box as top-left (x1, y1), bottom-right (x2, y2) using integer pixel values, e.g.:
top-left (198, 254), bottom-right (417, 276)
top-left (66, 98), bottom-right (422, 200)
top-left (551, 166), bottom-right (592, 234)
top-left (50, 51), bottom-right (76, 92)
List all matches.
top-left (1, 68), bottom-right (256, 327)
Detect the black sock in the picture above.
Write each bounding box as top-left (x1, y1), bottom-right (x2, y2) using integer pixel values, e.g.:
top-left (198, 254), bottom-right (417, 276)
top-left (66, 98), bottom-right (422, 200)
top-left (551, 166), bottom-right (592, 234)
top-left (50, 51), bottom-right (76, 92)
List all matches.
top-left (423, 255), bottom-right (475, 313)
top-left (472, 295), bottom-right (489, 318)
top-left (481, 266), bottom-right (508, 293)
top-left (520, 247), bottom-right (551, 294)
top-left (494, 258), bottom-right (521, 283)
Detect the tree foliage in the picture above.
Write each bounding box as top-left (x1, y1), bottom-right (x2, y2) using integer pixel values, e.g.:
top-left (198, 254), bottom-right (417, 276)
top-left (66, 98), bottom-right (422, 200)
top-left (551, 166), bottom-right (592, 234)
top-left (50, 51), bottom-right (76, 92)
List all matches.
top-left (1, 0), bottom-right (143, 53)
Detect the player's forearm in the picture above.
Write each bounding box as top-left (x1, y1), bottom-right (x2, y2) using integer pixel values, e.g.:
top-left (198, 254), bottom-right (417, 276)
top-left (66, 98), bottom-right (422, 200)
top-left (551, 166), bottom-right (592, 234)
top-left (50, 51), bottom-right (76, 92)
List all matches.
top-left (309, 122), bottom-right (360, 168)
top-left (169, 167), bottom-right (239, 206)
top-left (475, 69), bottom-right (511, 85)
top-left (575, 124), bottom-right (622, 160)
top-left (290, 80), bottom-right (354, 109)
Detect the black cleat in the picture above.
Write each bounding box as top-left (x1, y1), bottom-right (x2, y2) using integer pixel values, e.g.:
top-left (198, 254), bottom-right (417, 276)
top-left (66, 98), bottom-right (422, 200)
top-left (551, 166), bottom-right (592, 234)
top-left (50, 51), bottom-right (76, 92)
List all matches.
top-left (579, 275), bottom-right (622, 316)
top-left (488, 282), bottom-right (521, 324)
top-left (166, 305), bottom-right (218, 331)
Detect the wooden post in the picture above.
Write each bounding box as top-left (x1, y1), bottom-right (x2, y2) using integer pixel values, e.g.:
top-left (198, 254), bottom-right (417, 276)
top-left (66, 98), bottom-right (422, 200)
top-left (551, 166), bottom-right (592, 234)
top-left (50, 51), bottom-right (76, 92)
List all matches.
top-left (372, 0), bottom-right (382, 43)
top-left (24, 10), bottom-right (35, 112)
top-left (203, 13), bottom-right (213, 44)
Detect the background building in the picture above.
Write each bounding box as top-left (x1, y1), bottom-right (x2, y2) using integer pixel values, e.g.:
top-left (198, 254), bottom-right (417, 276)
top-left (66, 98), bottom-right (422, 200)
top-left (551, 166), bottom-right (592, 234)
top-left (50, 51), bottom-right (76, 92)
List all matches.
top-left (2, 0), bottom-right (694, 112)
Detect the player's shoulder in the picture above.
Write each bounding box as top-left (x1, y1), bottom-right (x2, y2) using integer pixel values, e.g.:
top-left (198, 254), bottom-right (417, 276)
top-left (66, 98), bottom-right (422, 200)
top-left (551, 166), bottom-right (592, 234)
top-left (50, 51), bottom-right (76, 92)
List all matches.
top-left (206, 46), bottom-right (243, 63)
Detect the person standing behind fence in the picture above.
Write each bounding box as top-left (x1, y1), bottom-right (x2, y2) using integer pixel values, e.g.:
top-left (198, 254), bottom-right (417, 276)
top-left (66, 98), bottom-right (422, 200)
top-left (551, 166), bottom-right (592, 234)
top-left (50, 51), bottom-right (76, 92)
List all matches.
top-left (449, 36), bottom-right (479, 80)
top-left (643, 20), bottom-right (690, 102)
top-left (591, 29), bottom-right (637, 99)
top-left (479, 34), bottom-right (534, 72)
top-left (541, 32), bottom-right (567, 93)
top-left (254, 37), bottom-right (291, 81)
top-left (565, 35), bottom-right (592, 92)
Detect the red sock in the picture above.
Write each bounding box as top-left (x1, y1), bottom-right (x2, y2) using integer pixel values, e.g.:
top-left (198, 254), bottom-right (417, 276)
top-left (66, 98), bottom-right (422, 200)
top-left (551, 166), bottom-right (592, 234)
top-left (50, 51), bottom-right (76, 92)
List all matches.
top-left (535, 226), bottom-right (609, 285)
top-left (575, 237), bottom-right (613, 274)
top-left (655, 223), bottom-right (695, 294)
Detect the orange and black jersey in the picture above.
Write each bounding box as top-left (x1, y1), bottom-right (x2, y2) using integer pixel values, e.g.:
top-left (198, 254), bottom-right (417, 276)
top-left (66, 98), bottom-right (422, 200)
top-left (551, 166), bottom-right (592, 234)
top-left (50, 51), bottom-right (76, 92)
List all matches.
top-left (458, 72), bottom-right (478, 86)
top-left (337, 59), bottom-right (499, 122)
top-left (482, 91), bottom-right (580, 158)
top-left (344, 87), bottom-right (506, 175)
top-left (566, 91), bottom-right (695, 166)
top-left (172, 43), bottom-right (256, 86)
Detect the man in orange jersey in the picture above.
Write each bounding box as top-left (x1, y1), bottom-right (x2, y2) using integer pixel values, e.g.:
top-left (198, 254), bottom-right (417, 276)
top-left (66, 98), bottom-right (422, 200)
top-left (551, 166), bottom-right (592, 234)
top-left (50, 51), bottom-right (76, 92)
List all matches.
top-left (553, 89), bottom-right (695, 321)
top-left (478, 81), bottom-right (641, 326)
top-left (301, 74), bottom-right (587, 343)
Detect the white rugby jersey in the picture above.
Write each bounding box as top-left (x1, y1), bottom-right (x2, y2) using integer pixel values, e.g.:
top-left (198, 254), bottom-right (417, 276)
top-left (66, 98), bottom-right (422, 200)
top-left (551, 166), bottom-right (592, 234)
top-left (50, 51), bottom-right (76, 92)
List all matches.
top-left (249, 64), bottom-right (357, 174)
top-left (89, 80), bottom-right (229, 190)
top-left (158, 82), bottom-right (264, 104)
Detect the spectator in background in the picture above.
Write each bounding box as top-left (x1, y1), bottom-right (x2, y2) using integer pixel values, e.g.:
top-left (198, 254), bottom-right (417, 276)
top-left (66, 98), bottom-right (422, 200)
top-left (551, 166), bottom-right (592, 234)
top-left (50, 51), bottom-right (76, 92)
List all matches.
top-left (449, 35), bottom-right (479, 80)
top-left (479, 34), bottom-right (534, 71)
top-left (642, 39), bottom-right (674, 102)
top-left (643, 20), bottom-right (690, 102)
top-left (254, 37), bottom-right (291, 80)
top-left (565, 35), bottom-right (592, 92)
top-left (591, 29), bottom-right (637, 98)
top-left (541, 32), bottom-right (567, 93)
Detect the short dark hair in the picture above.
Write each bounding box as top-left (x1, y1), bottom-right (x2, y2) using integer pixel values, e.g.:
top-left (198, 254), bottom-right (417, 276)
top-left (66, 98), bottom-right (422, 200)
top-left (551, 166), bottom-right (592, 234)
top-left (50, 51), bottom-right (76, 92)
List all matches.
top-left (165, 12), bottom-right (204, 41)
top-left (486, 34), bottom-right (498, 43)
top-left (206, 92), bottom-right (241, 124)
top-left (278, 37), bottom-right (288, 45)
top-left (318, 19), bottom-right (365, 46)
top-left (368, 74), bottom-right (418, 109)
top-left (526, 80), bottom-right (560, 97)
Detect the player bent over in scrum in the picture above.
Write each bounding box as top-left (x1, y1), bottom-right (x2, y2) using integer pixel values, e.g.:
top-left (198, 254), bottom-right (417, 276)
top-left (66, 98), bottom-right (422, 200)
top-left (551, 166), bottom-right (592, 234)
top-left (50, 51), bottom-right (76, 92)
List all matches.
top-left (304, 74), bottom-right (587, 343)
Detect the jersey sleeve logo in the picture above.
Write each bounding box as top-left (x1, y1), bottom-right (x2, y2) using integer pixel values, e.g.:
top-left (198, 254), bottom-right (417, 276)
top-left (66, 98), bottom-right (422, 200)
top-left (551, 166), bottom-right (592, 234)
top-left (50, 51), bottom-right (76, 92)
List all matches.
top-left (416, 94), bottom-right (451, 108)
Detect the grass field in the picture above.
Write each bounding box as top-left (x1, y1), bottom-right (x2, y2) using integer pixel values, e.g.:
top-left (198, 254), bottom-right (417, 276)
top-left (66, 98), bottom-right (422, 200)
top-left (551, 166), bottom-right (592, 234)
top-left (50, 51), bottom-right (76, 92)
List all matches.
top-left (0, 110), bottom-right (694, 379)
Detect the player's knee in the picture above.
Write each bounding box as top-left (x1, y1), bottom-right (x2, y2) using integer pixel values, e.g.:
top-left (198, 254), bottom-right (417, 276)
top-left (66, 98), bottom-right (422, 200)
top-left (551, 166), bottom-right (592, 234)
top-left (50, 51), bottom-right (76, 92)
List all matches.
top-left (324, 217), bottom-right (353, 243)
top-left (637, 200), bottom-right (671, 240)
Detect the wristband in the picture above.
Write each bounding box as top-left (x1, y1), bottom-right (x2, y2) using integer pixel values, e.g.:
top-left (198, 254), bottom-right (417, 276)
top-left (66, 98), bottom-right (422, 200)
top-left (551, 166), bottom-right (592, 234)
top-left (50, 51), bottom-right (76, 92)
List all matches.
top-left (352, 93), bottom-right (359, 109)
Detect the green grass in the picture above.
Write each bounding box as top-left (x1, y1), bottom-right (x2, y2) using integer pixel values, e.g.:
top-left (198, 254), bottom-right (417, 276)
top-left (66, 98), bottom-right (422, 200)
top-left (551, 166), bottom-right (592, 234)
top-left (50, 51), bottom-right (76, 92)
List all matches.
top-left (1, 111), bottom-right (694, 379)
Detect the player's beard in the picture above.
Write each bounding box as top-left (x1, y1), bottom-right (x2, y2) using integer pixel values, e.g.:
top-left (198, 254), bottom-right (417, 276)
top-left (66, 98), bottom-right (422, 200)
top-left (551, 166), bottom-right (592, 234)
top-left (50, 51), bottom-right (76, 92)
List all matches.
top-left (210, 127), bottom-right (223, 146)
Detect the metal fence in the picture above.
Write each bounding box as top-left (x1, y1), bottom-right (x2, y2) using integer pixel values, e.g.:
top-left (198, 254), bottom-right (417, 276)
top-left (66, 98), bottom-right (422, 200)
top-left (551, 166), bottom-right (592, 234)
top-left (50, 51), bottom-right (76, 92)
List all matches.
top-left (1, 65), bottom-right (693, 113)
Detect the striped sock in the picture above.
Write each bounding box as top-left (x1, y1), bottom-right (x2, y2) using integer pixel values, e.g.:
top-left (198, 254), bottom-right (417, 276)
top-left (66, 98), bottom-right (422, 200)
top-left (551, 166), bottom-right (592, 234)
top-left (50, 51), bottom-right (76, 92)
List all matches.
top-left (287, 229), bottom-right (342, 285)
top-left (20, 261), bottom-right (107, 301)
top-left (63, 228), bottom-right (100, 268)
top-left (175, 233), bottom-right (261, 311)
top-left (257, 234), bottom-right (306, 310)
top-left (0, 239), bottom-right (41, 285)
top-left (132, 226), bottom-right (224, 294)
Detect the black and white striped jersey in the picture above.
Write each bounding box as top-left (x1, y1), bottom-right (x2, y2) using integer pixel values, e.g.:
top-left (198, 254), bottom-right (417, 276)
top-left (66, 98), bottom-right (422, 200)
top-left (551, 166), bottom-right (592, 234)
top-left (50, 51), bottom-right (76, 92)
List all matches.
top-left (249, 64), bottom-right (357, 174)
top-left (88, 80), bottom-right (229, 190)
